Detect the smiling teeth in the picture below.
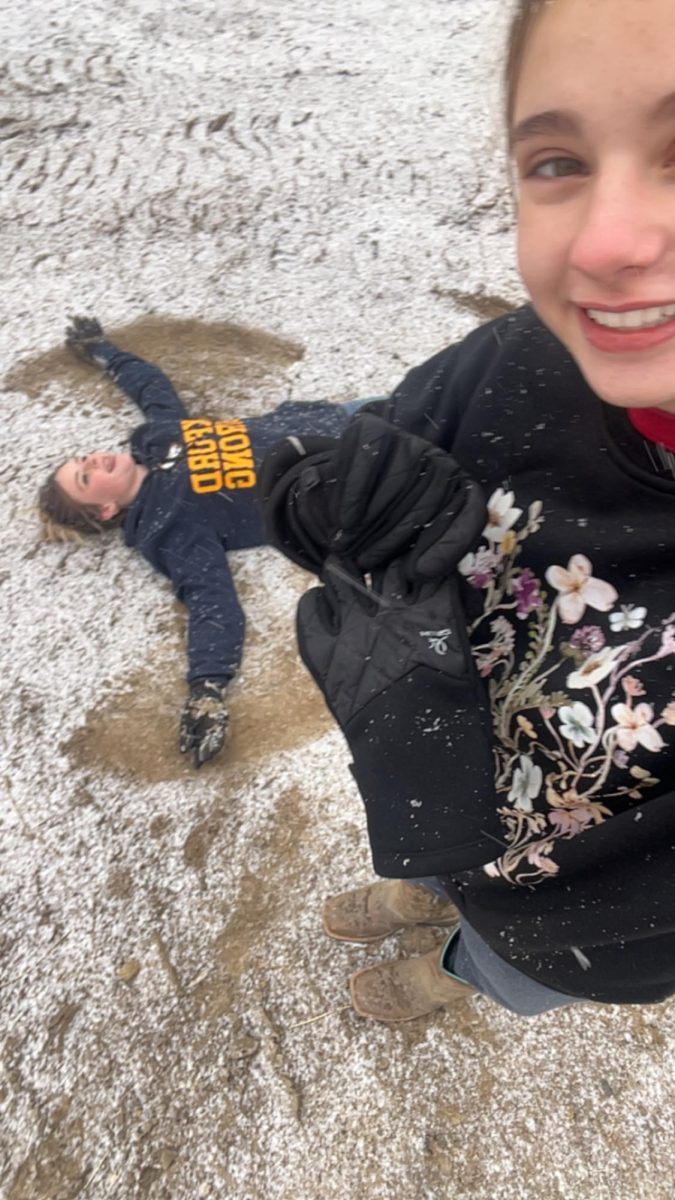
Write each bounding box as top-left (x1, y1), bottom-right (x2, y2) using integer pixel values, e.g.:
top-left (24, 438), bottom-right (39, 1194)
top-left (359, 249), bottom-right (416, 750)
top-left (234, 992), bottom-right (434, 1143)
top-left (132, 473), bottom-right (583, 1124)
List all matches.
top-left (587, 303), bottom-right (675, 330)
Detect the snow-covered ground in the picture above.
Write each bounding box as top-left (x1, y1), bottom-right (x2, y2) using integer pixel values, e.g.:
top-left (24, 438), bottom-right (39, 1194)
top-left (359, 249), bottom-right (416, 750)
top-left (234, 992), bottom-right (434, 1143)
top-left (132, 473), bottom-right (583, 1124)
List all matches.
top-left (2, 1), bottom-right (674, 1197)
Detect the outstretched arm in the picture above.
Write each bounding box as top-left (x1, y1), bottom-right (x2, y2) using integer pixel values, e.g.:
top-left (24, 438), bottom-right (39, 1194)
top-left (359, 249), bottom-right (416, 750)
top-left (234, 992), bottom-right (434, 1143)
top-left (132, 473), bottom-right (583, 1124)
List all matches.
top-left (152, 526), bottom-right (246, 767)
top-left (66, 314), bottom-right (188, 421)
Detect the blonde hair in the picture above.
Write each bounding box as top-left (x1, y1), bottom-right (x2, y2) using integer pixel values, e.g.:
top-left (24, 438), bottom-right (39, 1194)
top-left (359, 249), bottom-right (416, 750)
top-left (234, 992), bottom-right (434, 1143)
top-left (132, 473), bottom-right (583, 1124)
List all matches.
top-left (37, 469), bottom-right (123, 541)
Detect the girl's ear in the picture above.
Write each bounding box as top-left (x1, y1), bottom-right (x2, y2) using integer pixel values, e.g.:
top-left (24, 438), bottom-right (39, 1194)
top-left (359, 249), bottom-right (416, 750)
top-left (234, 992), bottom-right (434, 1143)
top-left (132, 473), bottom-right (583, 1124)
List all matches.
top-left (98, 500), bottom-right (120, 522)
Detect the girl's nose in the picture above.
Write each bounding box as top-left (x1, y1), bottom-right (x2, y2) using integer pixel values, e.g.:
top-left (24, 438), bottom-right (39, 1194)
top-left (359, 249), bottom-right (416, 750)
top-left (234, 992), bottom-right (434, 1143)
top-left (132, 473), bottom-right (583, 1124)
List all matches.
top-left (569, 173), bottom-right (668, 281)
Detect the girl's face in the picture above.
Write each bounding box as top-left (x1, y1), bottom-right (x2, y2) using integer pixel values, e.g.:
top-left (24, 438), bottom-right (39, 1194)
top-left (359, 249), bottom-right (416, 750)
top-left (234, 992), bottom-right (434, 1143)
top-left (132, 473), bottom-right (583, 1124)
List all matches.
top-left (55, 450), bottom-right (142, 520)
top-left (512, 0), bottom-right (675, 412)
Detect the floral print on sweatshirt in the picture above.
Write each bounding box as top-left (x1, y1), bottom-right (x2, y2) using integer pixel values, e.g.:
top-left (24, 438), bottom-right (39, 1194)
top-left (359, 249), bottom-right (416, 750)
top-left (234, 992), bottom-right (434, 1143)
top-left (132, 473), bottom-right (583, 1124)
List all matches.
top-left (459, 488), bottom-right (675, 885)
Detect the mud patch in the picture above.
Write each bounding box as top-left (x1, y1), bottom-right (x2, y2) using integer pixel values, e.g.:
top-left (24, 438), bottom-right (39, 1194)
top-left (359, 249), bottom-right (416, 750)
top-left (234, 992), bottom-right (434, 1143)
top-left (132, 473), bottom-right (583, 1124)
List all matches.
top-left (45, 1001), bottom-right (80, 1055)
top-left (63, 667), bottom-right (187, 784)
top-left (106, 866), bottom-right (134, 900)
top-left (193, 785), bottom-right (313, 1021)
top-left (183, 816), bottom-right (222, 872)
top-left (63, 637), bottom-right (330, 784)
top-left (148, 814), bottom-right (172, 839)
top-left (8, 1100), bottom-right (86, 1200)
top-left (4, 316), bottom-right (304, 413)
top-left (431, 287), bottom-right (518, 321)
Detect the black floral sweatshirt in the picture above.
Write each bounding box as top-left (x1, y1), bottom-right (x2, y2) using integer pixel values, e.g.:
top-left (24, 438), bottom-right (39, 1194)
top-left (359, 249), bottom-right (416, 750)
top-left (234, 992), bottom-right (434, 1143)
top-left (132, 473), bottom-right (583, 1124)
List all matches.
top-left (375, 305), bottom-right (675, 1004)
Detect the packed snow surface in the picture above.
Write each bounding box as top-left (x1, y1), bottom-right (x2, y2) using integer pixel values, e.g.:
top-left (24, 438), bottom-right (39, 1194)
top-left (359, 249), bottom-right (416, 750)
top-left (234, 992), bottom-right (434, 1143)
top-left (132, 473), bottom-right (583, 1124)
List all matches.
top-left (2, 1), bottom-right (674, 1197)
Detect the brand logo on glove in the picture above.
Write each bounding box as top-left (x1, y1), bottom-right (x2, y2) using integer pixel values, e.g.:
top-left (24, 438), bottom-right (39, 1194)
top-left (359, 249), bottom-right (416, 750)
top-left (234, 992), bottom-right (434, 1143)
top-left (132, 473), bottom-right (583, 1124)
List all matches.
top-left (420, 628), bottom-right (453, 655)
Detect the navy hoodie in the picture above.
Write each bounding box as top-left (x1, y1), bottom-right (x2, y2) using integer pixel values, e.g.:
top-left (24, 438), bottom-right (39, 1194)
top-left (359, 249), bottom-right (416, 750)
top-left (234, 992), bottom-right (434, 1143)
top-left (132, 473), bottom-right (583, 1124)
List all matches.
top-left (96, 341), bottom-right (352, 685)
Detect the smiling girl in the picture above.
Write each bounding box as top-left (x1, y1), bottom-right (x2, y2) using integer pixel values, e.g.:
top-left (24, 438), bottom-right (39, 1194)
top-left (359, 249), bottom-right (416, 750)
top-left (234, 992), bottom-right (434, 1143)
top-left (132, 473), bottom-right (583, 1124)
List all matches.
top-left (53, 451), bottom-right (148, 526)
top-left (39, 318), bottom-right (360, 768)
top-left (312, 0), bottom-right (675, 1021)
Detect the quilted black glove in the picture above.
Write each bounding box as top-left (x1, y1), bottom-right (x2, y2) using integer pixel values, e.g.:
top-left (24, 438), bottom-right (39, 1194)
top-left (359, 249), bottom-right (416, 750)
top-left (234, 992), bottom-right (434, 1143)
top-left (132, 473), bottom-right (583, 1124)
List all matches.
top-left (179, 679), bottom-right (229, 768)
top-left (259, 413), bottom-right (486, 584)
top-left (297, 557), bottom-right (503, 877)
top-left (65, 315), bottom-right (110, 366)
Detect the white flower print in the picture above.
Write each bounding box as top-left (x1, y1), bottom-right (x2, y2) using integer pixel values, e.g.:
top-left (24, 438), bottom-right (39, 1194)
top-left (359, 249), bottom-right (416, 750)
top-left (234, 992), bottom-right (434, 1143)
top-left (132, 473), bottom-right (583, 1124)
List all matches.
top-left (508, 754), bottom-right (543, 812)
top-left (546, 554), bottom-right (617, 624)
top-left (567, 645), bottom-right (625, 690)
top-left (483, 488), bottom-right (523, 545)
top-left (609, 702), bottom-right (666, 753)
top-left (464, 491), bottom-right (675, 887)
top-left (609, 605), bottom-right (647, 632)
top-left (558, 702), bottom-right (596, 748)
top-left (458, 546), bottom-right (501, 588)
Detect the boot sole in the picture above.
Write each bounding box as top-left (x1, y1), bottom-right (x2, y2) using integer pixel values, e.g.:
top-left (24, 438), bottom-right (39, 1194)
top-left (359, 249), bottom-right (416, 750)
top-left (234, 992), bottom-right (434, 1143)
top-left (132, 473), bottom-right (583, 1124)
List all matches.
top-left (322, 913), bottom-right (459, 945)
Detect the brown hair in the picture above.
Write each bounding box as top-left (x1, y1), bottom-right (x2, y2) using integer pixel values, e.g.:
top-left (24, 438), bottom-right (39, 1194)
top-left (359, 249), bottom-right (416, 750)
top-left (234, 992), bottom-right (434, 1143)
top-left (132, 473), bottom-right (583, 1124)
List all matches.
top-left (38, 469), bottom-right (124, 541)
top-left (504, 0), bottom-right (549, 129)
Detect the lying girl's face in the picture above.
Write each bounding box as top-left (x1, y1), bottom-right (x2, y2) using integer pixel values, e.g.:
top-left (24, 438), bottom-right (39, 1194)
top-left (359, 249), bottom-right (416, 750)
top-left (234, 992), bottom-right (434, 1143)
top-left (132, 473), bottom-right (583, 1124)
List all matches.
top-left (511, 0), bottom-right (675, 412)
top-left (55, 450), bottom-right (141, 519)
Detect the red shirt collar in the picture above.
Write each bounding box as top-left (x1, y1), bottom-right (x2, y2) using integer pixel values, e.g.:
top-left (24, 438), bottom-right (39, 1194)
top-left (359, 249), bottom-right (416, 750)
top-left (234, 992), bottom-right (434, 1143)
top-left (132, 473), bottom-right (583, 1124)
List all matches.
top-left (628, 406), bottom-right (675, 451)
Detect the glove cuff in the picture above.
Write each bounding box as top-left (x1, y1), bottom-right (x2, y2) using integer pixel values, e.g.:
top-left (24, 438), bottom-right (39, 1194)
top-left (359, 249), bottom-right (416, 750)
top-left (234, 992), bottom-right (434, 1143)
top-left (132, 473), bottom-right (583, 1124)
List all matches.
top-left (189, 678), bottom-right (228, 701)
top-left (259, 436), bottom-right (338, 573)
top-left (67, 336), bottom-right (118, 369)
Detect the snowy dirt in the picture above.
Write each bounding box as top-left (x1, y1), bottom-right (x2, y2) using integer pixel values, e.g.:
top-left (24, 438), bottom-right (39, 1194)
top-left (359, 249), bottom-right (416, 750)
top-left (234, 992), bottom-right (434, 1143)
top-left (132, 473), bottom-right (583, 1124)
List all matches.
top-left (2, 1), bottom-right (675, 1198)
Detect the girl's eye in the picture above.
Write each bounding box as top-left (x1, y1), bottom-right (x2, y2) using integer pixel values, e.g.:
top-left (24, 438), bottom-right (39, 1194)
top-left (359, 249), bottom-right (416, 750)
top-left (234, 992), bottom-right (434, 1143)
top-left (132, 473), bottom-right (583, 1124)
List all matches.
top-left (82, 473), bottom-right (89, 486)
top-left (528, 156), bottom-right (584, 179)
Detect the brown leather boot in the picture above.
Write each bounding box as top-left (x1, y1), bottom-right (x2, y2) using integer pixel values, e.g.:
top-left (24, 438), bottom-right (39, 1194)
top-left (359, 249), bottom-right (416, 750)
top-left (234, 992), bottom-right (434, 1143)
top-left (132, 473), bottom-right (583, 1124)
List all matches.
top-left (349, 945), bottom-right (475, 1022)
top-left (322, 879), bottom-right (459, 944)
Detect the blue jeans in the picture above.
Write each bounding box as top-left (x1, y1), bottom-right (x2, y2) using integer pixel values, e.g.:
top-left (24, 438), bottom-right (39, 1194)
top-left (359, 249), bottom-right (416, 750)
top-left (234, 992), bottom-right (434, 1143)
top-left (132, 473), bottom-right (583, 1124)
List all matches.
top-left (342, 396), bottom-right (384, 416)
top-left (412, 877), bottom-right (579, 1016)
top-left (442, 921), bottom-right (580, 1016)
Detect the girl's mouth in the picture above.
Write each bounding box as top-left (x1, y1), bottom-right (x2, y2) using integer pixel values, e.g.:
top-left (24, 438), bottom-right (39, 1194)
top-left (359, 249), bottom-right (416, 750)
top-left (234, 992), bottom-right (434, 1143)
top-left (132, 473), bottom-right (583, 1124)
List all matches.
top-left (586, 303), bottom-right (675, 331)
top-left (578, 303), bottom-right (675, 353)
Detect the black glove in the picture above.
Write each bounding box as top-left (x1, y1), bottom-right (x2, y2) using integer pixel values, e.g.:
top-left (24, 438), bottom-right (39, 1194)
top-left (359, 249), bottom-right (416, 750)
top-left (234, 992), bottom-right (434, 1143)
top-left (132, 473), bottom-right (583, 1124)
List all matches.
top-left (259, 413), bottom-right (486, 584)
top-left (65, 315), bottom-right (108, 365)
top-left (297, 557), bottom-right (503, 877)
top-left (179, 680), bottom-right (229, 768)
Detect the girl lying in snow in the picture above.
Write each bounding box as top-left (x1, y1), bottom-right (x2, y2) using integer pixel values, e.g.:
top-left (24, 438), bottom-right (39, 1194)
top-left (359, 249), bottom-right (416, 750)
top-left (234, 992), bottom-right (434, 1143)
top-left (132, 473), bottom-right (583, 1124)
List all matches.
top-left (264, 0), bottom-right (675, 1022)
top-left (38, 317), bottom-right (361, 767)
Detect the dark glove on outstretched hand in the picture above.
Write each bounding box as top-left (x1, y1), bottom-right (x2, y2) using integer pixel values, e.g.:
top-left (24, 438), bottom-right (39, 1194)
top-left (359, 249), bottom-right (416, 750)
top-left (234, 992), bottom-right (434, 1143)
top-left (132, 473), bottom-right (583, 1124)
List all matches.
top-left (179, 679), bottom-right (229, 769)
top-left (297, 557), bottom-right (504, 878)
top-left (65, 315), bottom-right (109, 366)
